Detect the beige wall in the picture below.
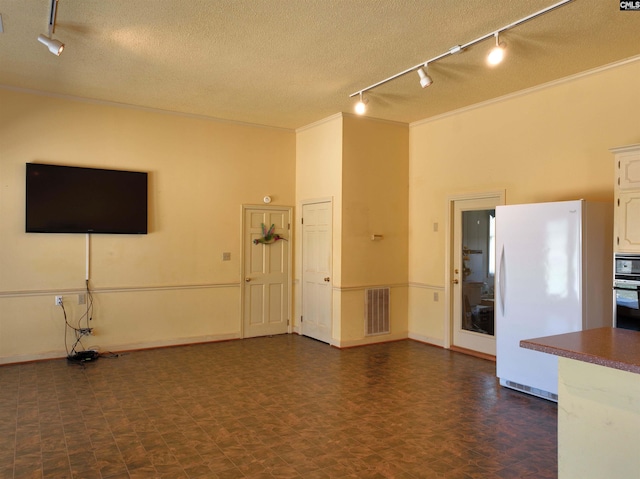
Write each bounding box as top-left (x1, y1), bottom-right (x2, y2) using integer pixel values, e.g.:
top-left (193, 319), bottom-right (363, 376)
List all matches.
top-left (408, 58), bottom-right (640, 346)
top-left (340, 116), bottom-right (409, 346)
top-left (341, 116), bottom-right (409, 287)
top-left (0, 89), bottom-right (295, 363)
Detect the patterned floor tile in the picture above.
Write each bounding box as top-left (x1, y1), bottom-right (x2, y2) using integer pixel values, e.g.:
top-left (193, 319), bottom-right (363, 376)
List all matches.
top-left (0, 336), bottom-right (557, 478)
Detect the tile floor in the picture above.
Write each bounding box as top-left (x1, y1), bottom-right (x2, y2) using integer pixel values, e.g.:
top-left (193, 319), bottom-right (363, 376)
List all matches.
top-left (0, 336), bottom-right (557, 479)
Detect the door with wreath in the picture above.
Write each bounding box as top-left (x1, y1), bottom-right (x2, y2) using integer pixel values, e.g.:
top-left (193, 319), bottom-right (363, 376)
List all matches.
top-left (242, 206), bottom-right (291, 338)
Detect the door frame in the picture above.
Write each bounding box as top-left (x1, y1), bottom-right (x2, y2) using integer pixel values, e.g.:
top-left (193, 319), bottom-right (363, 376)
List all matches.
top-left (299, 197), bottom-right (333, 343)
top-left (240, 204), bottom-right (293, 338)
top-left (444, 190), bottom-right (505, 351)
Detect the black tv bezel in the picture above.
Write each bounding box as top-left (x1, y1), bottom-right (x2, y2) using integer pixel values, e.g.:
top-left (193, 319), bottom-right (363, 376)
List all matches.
top-left (25, 163), bottom-right (149, 235)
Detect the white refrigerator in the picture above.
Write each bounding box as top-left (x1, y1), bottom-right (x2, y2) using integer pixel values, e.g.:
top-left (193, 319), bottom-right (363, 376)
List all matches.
top-left (495, 200), bottom-right (613, 401)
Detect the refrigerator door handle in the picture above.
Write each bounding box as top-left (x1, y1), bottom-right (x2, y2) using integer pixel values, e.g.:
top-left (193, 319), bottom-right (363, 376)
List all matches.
top-left (499, 246), bottom-right (506, 315)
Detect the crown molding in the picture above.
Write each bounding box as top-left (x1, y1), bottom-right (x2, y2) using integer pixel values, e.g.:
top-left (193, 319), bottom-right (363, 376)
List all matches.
top-left (410, 54), bottom-right (640, 128)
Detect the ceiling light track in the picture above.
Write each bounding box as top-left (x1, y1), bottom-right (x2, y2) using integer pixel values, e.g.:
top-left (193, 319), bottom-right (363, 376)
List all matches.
top-left (37, 0), bottom-right (64, 56)
top-left (350, 0), bottom-right (573, 113)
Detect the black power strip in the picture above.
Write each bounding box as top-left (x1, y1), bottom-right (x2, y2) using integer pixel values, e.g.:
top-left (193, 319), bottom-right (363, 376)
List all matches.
top-left (67, 350), bottom-right (99, 362)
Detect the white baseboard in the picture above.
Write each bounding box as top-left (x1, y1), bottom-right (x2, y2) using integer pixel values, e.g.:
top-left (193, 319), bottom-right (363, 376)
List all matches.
top-left (0, 332), bottom-right (242, 365)
top-left (0, 331), bottom-right (445, 365)
top-left (334, 332), bottom-right (408, 348)
top-left (408, 332), bottom-right (444, 348)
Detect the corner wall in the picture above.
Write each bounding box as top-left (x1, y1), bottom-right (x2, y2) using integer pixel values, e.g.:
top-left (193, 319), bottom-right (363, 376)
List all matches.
top-left (295, 114), bottom-right (409, 347)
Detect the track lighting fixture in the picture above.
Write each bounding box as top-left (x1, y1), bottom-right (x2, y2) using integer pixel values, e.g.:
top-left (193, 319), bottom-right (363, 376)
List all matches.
top-left (354, 92), bottom-right (368, 115)
top-left (349, 0), bottom-right (572, 111)
top-left (417, 65), bottom-right (433, 88)
top-left (38, 0), bottom-right (64, 56)
top-left (487, 32), bottom-right (506, 66)
top-left (37, 34), bottom-right (64, 55)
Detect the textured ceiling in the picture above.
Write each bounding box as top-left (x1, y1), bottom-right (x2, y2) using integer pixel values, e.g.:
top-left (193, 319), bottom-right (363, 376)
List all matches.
top-left (0, 0), bottom-right (639, 130)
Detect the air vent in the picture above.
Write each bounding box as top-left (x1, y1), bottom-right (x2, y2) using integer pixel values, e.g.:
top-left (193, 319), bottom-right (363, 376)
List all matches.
top-left (505, 380), bottom-right (558, 402)
top-left (365, 287), bottom-right (390, 336)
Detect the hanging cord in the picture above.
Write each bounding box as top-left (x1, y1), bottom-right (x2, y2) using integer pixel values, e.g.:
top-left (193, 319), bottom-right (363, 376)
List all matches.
top-left (62, 300), bottom-right (84, 358)
top-left (76, 279), bottom-right (94, 330)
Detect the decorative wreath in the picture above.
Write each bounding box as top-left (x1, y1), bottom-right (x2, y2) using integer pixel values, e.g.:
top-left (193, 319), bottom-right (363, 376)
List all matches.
top-left (253, 223), bottom-right (288, 245)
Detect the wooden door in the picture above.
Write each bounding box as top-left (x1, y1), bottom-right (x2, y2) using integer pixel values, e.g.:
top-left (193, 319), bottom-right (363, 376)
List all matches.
top-left (242, 207), bottom-right (291, 338)
top-left (301, 200), bottom-right (332, 343)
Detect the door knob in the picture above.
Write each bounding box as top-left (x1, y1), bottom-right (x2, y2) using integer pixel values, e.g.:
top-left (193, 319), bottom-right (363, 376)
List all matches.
top-left (452, 279), bottom-right (459, 284)
top-left (245, 278), bottom-right (251, 282)
top-left (324, 277), bottom-right (330, 282)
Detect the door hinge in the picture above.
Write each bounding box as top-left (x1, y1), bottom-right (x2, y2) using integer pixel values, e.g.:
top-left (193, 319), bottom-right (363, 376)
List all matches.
top-left (618, 198), bottom-right (620, 206)
top-left (288, 223), bottom-right (290, 230)
top-left (617, 236), bottom-right (620, 245)
top-left (301, 315), bottom-right (303, 322)
top-left (301, 218), bottom-right (304, 225)
top-left (287, 319), bottom-right (290, 326)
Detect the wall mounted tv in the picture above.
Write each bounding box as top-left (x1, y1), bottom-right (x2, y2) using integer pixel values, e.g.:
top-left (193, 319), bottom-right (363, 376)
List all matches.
top-left (26, 163), bottom-right (148, 234)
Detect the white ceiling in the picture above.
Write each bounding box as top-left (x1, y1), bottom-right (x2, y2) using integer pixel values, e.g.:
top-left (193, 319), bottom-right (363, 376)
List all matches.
top-left (0, 0), bottom-right (639, 130)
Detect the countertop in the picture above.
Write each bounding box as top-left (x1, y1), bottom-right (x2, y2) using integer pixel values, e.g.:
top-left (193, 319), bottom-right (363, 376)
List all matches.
top-left (520, 327), bottom-right (640, 375)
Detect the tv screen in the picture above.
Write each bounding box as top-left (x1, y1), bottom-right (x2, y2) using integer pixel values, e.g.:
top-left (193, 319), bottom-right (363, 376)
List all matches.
top-left (26, 163), bottom-right (148, 234)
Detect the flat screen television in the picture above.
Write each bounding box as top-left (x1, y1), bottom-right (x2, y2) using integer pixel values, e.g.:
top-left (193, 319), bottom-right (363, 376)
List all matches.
top-left (26, 163), bottom-right (148, 234)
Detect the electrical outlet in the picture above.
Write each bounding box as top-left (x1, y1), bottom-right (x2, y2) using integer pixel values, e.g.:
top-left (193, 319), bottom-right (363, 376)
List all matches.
top-left (78, 293), bottom-right (86, 305)
top-left (79, 328), bottom-right (93, 336)
top-left (222, 252), bottom-right (231, 261)
top-left (55, 295), bottom-right (63, 306)
top-left (433, 292), bottom-right (439, 302)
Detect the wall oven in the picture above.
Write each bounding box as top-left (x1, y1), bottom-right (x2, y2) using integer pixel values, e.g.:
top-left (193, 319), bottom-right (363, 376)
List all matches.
top-left (614, 254), bottom-right (640, 331)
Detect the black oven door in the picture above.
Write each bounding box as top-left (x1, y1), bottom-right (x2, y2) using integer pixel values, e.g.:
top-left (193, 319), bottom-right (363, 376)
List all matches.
top-left (614, 280), bottom-right (640, 331)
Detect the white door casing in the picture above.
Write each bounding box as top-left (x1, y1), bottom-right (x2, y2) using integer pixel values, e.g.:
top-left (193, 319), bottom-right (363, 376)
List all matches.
top-left (242, 206), bottom-right (292, 338)
top-left (301, 200), bottom-right (332, 344)
top-left (447, 191), bottom-right (505, 356)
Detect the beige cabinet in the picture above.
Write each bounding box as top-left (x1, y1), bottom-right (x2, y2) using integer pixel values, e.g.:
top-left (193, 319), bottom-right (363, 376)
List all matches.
top-left (613, 144), bottom-right (640, 252)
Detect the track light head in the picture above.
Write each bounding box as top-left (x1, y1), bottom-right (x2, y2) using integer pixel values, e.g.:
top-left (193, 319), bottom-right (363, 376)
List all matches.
top-left (354, 92), bottom-right (368, 115)
top-left (487, 32), bottom-right (506, 66)
top-left (37, 34), bottom-right (64, 55)
top-left (417, 66), bottom-right (433, 88)
top-left (38, 0), bottom-right (64, 56)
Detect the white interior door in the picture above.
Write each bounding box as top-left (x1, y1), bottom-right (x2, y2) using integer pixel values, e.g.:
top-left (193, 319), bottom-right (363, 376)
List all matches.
top-left (301, 200), bottom-right (332, 343)
top-left (451, 194), bottom-right (503, 356)
top-left (243, 207), bottom-right (291, 338)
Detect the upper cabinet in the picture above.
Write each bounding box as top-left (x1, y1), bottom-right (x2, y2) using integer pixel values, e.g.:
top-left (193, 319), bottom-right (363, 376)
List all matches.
top-left (613, 144), bottom-right (640, 253)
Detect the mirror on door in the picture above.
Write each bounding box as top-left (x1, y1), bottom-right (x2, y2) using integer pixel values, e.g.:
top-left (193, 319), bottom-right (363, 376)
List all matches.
top-left (461, 209), bottom-right (495, 336)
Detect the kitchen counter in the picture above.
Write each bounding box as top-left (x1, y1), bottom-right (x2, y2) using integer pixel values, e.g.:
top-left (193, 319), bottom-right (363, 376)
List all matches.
top-left (519, 327), bottom-right (640, 479)
top-left (520, 326), bottom-right (640, 374)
